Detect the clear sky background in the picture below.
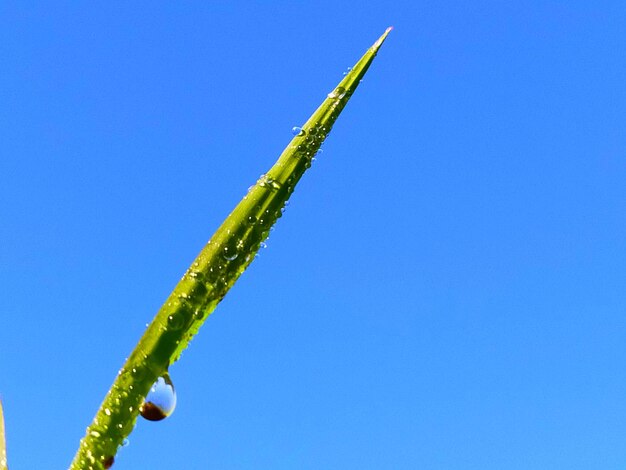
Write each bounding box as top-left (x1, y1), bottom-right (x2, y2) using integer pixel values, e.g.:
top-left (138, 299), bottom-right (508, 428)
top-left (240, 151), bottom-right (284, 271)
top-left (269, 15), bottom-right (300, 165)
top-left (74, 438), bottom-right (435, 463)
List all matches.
top-left (1, 2), bottom-right (625, 469)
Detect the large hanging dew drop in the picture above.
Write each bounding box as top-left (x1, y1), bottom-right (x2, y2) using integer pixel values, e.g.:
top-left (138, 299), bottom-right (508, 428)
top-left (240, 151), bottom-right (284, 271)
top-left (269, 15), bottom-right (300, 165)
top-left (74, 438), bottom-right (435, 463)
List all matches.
top-left (140, 373), bottom-right (177, 421)
top-left (291, 126), bottom-right (305, 136)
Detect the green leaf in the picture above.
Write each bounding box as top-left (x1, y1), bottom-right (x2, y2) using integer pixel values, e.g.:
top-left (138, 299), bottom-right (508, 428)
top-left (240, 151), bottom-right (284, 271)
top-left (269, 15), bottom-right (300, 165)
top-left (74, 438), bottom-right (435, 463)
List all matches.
top-left (69, 27), bottom-right (392, 469)
top-left (0, 399), bottom-right (7, 470)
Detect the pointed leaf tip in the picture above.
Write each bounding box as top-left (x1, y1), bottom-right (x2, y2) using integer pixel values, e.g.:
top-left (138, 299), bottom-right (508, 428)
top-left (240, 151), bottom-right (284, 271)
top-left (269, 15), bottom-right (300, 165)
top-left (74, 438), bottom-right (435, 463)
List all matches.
top-left (372, 27), bottom-right (393, 50)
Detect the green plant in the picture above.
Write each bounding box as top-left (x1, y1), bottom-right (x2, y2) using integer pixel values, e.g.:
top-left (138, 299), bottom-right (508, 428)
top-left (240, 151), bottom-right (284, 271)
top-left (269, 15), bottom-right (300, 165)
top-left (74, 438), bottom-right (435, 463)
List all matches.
top-left (0, 400), bottom-right (6, 470)
top-left (67, 28), bottom-right (392, 469)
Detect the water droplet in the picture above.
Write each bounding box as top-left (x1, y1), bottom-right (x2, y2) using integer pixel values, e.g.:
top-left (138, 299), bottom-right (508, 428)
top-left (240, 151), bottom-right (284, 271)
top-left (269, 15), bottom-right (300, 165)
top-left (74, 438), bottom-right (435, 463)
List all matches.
top-left (121, 438), bottom-right (129, 448)
top-left (222, 245), bottom-right (239, 261)
top-left (260, 242), bottom-right (267, 249)
top-left (291, 126), bottom-right (305, 136)
top-left (258, 174), bottom-right (282, 191)
top-left (167, 312), bottom-right (185, 330)
top-left (193, 309), bottom-right (206, 321)
top-left (140, 373), bottom-right (176, 421)
top-left (327, 86), bottom-right (346, 100)
top-left (131, 366), bottom-right (145, 380)
top-left (246, 215), bottom-right (257, 226)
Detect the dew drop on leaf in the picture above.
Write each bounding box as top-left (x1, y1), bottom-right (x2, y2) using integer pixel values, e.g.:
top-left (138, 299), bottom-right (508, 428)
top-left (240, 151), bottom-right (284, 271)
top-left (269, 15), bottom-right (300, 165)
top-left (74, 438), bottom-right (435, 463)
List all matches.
top-left (193, 309), bottom-right (206, 321)
top-left (328, 86), bottom-right (346, 99)
top-left (140, 373), bottom-right (176, 421)
top-left (167, 313), bottom-right (185, 331)
top-left (222, 245), bottom-right (239, 261)
top-left (291, 126), bottom-right (304, 136)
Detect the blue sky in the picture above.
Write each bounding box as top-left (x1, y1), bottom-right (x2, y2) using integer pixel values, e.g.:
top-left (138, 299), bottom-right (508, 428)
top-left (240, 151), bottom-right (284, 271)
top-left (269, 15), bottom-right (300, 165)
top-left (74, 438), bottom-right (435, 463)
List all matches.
top-left (1, 1), bottom-right (626, 469)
